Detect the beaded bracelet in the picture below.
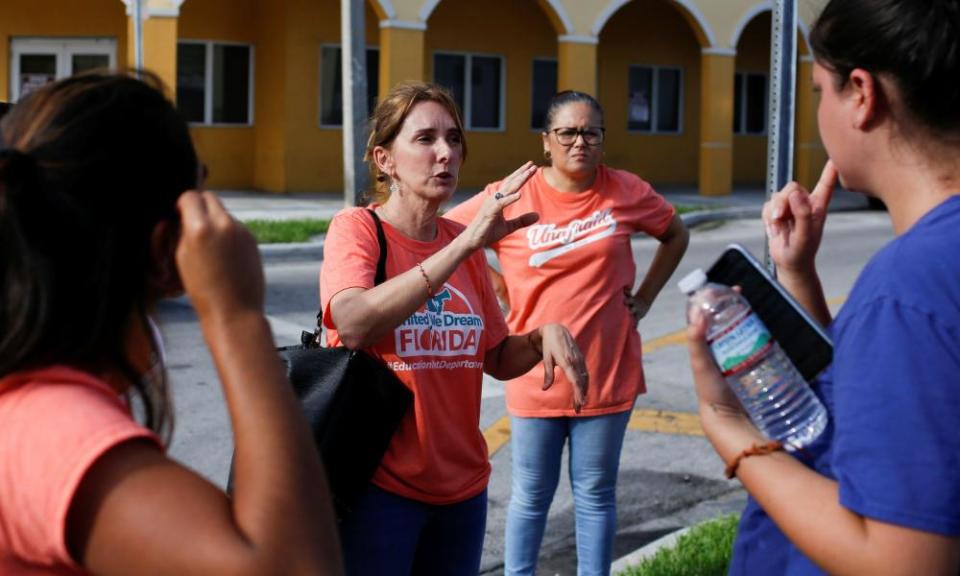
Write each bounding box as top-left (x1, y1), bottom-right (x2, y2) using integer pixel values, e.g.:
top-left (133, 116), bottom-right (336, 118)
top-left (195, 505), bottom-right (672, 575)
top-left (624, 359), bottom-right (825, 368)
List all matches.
top-left (416, 262), bottom-right (434, 297)
top-left (724, 440), bottom-right (784, 479)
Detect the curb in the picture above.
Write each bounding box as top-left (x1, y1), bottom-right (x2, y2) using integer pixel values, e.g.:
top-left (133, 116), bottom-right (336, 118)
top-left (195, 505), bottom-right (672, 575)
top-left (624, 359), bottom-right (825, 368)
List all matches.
top-left (258, 239), bottom-right (324, 263)
top-left (611, 526), bottom-right (692, 574)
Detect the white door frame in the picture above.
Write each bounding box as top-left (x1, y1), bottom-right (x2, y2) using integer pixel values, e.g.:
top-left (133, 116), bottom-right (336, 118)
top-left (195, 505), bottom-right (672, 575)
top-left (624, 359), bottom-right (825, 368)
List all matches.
top-left (10, 37), bottom-right (117, 101)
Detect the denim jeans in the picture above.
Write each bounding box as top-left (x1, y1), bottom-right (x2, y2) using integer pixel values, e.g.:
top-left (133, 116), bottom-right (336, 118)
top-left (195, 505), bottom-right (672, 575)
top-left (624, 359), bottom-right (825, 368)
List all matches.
top-left (339, 484), bottom-right (487, 576)
top-left (505, 411), bottom-right (632, 576)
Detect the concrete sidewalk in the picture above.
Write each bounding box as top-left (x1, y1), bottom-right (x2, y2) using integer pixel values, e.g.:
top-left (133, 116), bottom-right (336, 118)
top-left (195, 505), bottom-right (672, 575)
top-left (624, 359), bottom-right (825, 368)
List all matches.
top-left (217, 184), bottom-right (871, 263)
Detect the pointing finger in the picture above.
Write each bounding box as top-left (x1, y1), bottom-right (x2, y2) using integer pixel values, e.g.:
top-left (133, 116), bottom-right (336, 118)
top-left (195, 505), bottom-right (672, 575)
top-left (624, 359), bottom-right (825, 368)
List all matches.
top-left (810, 160), bottom-right (838, 214)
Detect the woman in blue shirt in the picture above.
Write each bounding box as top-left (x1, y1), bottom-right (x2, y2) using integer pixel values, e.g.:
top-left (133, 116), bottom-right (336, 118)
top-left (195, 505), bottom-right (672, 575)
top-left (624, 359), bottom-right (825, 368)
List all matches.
top-left (687, 0), bottom-right (960, 573)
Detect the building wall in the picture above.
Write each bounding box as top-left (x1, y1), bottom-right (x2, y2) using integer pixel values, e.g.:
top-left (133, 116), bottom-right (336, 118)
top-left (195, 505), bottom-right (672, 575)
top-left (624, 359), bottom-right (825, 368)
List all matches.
top-left (281, 0), bottom-right (379, 192)
top-left (424, 0), bottom-right (557, 189)
top-left (0, 0), bottom-right (828, 195)
top-left (0, 0), bottom-right (127, 102)
top-left (179, 0), bottom-right (257, 189)
top-left (598, 0), bottom-right (702, 185)
top-left (733, 11), bottom-right (770, 185)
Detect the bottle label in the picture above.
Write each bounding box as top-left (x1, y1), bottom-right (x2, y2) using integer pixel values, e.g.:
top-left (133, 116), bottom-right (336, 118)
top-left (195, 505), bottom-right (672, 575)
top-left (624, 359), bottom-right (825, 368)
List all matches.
top-left (707, 310), bottom-right (773, 376)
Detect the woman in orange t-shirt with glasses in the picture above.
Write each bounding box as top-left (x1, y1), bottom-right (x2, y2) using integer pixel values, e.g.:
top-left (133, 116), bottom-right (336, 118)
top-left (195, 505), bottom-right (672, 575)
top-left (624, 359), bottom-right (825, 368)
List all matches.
top-left (447, 91), bottom-right (689, 576)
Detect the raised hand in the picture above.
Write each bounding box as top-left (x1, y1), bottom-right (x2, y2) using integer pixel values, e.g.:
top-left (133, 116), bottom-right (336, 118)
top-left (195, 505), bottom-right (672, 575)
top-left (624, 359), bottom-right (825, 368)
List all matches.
top-left (539, 324), bottom-right (589, 413)
top-left (175, 191), bottom-right (265, 322)
top-left (762, 161), bottom-right (838, 274)
top-left (459, 161), bottom-right (540, 251)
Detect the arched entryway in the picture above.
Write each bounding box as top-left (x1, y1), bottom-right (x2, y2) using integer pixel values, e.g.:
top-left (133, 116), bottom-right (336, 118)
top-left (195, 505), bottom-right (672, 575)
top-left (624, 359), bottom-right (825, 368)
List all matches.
top-left (597, 0), bottom-right (706, 186)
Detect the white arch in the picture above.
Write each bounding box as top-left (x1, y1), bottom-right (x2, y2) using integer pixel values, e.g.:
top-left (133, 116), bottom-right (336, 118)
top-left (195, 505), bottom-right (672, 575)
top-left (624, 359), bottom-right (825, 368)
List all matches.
top-left (798, 18), bottom-right (811, 51)
top-left (730, 1), bottom-right (772, 47)
top-left (375, 0), bottom-right (397, 20)
top-left (420, 0), bottom-right (571, 33)
top-left (543, 0), bottom-right (574, 35)
top-left (121, 0), bottom-right (186, 17)
top-left (418, 0), bottom-right (441, 22)
top-left (591, 0), bottom-right (717, 47)
top-left (730, 1), bottom-right (811, 51)
top-left (591, 0), bottom-right (629, 36)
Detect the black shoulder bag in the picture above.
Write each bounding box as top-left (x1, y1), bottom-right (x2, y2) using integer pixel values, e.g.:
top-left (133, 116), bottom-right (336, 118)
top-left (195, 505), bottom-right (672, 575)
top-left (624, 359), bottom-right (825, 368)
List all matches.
top-left (229, 209), bottom-right (413, 520)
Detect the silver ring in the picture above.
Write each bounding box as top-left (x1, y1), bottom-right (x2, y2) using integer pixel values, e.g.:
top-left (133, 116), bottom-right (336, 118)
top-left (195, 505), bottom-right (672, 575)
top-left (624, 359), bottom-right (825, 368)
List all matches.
top-left (494, 192), bottom-right (503, 200)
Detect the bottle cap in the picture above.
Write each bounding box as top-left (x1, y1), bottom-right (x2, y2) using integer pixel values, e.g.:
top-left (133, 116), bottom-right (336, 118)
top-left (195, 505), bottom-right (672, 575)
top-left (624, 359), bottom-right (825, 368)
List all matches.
top-left (677, 268), bottom-right (708, 295)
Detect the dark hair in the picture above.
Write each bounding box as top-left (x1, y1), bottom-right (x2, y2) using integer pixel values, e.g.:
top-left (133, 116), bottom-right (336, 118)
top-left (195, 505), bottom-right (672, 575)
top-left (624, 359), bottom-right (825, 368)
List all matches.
top-left (364, 82), bottom-right (467, 203)
top-left (810, 0), bottom-right (960, 135)
top-left (543, 90), bottom-right (605, 131)
top-left (0, 72), bottom-right (198, 438)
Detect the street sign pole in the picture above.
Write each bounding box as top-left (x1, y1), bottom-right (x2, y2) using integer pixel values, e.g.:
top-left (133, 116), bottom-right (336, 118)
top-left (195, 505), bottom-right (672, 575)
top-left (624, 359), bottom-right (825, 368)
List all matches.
top-left (341, 0), bottom-right (369, 207)
top-left (133, 0), bottom-right (144, 76)
top-left (764, 0), bottom-right (797, 275)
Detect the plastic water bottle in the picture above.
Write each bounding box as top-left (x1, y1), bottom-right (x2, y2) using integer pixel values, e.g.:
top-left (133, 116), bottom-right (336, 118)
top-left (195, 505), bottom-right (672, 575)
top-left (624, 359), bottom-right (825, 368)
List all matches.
top-left (678, 269), bottom-right (827, 449)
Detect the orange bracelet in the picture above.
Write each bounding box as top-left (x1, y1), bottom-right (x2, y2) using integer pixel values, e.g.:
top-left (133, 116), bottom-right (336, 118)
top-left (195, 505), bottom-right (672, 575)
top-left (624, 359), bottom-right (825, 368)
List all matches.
top-left (724, 440), bottom-right (784, 479)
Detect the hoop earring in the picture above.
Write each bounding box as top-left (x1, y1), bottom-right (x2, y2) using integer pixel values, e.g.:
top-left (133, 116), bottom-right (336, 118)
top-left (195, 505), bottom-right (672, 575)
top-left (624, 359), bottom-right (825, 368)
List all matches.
top-left (544, 150), bottom-right (552, 160)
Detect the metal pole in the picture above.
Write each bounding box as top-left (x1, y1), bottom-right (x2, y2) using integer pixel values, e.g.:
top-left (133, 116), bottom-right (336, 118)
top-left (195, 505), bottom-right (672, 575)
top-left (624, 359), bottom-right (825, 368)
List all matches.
top-left (133, 0), bottom-right (144, 75)
top-left (341, 0), bottom-right (369, 207)
top-left (764, 0), bottom-right (797, 275)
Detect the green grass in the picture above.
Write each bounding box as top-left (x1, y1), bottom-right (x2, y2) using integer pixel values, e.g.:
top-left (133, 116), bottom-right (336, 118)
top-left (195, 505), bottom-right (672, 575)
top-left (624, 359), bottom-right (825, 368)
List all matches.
top-left (617, 514), bottom-right (739, 576)
top-left (243, 218), bottom-right (330, 244)
top-left (672, 203), bottom-right (707, 215)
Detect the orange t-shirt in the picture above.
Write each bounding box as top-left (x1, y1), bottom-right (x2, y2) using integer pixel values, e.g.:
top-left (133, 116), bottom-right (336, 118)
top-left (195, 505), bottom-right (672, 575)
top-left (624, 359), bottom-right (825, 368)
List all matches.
top-left (445, 165), bottom-right (675, 417)
top-left (320, 207), bottom-right (509, 505)
top-left (0, 367), bottom-right (162, 575)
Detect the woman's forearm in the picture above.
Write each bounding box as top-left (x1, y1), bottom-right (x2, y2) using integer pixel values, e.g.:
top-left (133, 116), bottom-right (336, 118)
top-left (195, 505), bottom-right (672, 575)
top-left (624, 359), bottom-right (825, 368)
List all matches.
top-left (485, 330), bottom-right (542, 381)
top-left (700, 408), bottom-right (960, 575)
top-left (635, 215), bottom-right (689, 306)
top-left (204, 310), bottom-right (342, 574)
top-left (330, 233), bottom-right (476, 349)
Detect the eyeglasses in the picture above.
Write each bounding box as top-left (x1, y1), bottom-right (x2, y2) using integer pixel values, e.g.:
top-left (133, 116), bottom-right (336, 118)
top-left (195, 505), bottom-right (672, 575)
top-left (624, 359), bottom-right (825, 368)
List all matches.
top-left (549, 127), bottom-right (605, 146)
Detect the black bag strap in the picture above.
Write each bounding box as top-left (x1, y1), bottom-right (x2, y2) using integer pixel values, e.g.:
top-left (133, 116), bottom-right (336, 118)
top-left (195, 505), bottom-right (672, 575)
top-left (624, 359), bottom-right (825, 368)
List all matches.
top-left (368, 209), bottom-right (388, 286)
top-left (304, 208), bottom-right (387, 347)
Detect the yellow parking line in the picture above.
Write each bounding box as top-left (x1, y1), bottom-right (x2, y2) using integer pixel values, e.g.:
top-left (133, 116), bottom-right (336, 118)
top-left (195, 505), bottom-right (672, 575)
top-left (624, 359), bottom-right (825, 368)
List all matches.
top-left (643, 329), bottom-right (687, 354)
top-left (628, 409), bottom-right (703, 436)
top-left (484, 409), bottom-right (705, 458)
top-left (483, 415), bottom-right (513, 457)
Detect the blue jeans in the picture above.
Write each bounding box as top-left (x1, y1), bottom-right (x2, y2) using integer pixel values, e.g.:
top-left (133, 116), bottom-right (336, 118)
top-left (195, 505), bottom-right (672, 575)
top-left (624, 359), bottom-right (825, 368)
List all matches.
top-left (505, 411), bottom-right (632, 576)
top-left (339, 484), bottom-right (487, 576)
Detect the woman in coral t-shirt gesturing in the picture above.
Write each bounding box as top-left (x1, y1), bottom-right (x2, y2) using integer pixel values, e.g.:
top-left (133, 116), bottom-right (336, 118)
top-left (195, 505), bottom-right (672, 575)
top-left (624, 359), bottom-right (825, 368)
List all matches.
top-left (447, 91), bottom-right (689, 576)
top-left (321, 82), bottom-right (588, 576)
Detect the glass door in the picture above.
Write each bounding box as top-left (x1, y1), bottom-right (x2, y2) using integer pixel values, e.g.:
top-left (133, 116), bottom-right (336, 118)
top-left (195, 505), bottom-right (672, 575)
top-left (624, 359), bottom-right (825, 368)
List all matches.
top-left (10, 38), bottom-right (116, 101)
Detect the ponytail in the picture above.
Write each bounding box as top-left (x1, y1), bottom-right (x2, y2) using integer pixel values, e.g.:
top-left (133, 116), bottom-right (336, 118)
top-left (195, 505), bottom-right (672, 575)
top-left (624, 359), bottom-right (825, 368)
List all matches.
top-left (0, 73), bottom-right (193, 440)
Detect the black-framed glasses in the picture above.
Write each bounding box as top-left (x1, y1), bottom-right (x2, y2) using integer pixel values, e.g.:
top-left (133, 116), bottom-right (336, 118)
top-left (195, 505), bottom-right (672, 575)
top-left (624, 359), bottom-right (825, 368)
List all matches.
top-left (549, 127), bottom-right (605, 146)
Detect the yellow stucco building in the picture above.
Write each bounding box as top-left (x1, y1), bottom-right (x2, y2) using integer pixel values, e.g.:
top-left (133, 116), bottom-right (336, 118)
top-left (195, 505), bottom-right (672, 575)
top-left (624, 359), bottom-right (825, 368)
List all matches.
top-left (0, 0), bottom-right (827, 195)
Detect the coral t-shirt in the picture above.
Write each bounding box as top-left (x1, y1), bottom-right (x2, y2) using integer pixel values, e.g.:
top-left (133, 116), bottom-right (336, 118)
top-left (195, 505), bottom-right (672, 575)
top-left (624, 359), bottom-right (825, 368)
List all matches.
top-left (445, 165), bottom-right (675, 416)
top-left (320, 207), bottom-right (509, 505)
top-left (0, 367), bottom-right (162, 575)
